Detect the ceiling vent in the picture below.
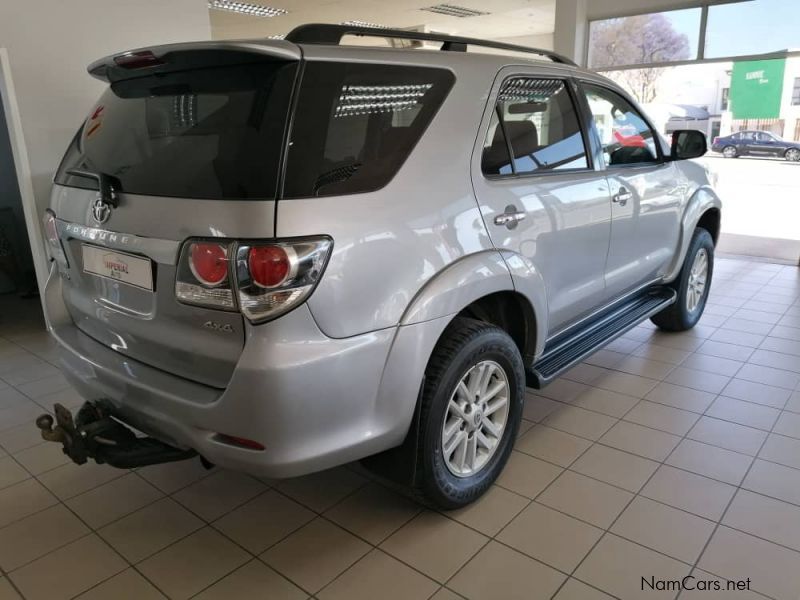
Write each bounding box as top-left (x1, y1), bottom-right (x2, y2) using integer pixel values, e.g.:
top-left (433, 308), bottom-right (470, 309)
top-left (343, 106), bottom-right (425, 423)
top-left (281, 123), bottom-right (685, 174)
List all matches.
top-left (208, 0), bottom-right (288, 18)
top-left (420, 4), bottom-right (490, 18)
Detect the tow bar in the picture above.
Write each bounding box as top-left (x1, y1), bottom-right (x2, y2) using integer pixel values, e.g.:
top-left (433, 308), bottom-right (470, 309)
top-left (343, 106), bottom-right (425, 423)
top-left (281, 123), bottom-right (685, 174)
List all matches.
top-left (35, 401), bottom-right (197, 469)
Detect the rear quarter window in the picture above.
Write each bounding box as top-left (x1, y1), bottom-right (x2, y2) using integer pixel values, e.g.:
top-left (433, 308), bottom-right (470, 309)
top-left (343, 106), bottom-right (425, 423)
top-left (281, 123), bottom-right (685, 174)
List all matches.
top-left (282, 62), bottom-right (454, 198)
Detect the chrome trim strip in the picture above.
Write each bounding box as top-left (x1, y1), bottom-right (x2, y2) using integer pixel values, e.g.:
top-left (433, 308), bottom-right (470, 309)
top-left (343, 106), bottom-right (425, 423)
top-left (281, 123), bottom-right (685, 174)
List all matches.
top-left (56, 220), bottom-right (181, 265)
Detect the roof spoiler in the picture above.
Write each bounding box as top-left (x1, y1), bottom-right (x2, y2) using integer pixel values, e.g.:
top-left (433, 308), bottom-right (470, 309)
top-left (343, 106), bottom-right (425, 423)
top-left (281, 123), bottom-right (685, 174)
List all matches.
top-left (285, 23), bottom-right (577, 66)
top-left (87, 40), bottom-right (301, 83)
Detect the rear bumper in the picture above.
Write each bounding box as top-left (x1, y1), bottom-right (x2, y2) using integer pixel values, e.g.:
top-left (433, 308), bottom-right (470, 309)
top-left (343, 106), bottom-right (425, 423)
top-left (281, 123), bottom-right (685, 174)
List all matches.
top-left (45, 268), bottom-right (405, 478)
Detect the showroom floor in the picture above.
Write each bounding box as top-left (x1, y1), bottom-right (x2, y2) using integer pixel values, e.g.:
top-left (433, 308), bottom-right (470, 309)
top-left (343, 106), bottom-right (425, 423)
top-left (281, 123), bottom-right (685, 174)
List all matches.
top-left (0, 256), bottom-right (799, 600)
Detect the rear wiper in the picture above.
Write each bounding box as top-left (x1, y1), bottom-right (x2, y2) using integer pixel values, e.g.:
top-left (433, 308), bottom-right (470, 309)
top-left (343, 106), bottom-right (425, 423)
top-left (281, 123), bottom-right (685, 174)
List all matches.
top-left (65, 169), bottom-right (121, 208)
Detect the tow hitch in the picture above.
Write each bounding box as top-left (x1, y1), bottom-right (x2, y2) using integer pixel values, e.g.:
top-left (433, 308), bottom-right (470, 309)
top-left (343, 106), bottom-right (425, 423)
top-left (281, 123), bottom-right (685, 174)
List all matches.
top-left (35, 401), bottom-right (197, 469)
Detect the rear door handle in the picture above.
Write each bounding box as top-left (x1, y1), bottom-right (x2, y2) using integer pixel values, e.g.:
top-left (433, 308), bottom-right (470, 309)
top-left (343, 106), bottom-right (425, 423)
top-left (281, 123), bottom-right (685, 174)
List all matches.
top-left (612, 187), bottom-right (632, 206)
top-left (494, 205), bottom-right (526, 229)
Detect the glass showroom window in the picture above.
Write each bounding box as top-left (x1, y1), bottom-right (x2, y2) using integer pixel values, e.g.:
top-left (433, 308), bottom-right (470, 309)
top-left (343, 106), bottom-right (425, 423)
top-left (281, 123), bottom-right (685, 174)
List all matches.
top-left (704, 0), bottom-right (800, 59)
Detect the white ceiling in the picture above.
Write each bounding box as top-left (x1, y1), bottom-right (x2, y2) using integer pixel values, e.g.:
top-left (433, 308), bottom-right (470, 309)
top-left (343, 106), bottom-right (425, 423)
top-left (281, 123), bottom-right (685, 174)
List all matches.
top-left (209, 0), bottom-right (556, 42)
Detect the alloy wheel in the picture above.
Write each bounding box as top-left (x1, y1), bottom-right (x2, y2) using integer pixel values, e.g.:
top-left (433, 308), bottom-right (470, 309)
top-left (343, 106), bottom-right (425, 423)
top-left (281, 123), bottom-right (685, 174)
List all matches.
top-left (786, 148), bottom-right (800, 162)
top-left (686, 248), bottom-right (709, 313)
top-left (441, 360), bottom-right (510, 477)
top-left (722, 146), bottom-right (737, 158)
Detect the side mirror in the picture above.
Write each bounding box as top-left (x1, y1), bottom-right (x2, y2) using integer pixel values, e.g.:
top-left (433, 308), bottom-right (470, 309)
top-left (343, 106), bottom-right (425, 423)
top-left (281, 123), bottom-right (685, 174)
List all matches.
top-left (670, 129), bottom-right (707, 160)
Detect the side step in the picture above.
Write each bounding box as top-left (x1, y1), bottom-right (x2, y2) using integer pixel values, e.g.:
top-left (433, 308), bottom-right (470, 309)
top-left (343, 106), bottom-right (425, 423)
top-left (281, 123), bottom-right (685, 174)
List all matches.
top-left (528, 287), bottom-right (677, 388)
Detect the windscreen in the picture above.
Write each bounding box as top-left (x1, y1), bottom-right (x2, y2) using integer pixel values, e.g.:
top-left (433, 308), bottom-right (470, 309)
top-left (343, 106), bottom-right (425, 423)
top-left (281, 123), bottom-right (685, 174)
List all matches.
top-left (283, 62), bottom-right (454, 198)
top-left (54, 58), bottom-right (297, 200)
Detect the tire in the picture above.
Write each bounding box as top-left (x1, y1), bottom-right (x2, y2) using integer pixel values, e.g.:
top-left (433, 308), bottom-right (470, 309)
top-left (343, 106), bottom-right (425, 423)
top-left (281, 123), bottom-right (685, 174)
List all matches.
top-left (414, 317), bottom-right (524, 509)
top-left (785, 148), bottom-right (800, 162)
top-left (651, 228), bottom-right (714, 332)
top-left (722, 146), bottom-right (738, 158)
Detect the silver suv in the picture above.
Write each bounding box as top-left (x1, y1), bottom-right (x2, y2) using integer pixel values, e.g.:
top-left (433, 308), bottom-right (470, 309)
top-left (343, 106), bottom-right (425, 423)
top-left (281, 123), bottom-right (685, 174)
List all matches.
top-left (38, 24), bottom-right (720, 508)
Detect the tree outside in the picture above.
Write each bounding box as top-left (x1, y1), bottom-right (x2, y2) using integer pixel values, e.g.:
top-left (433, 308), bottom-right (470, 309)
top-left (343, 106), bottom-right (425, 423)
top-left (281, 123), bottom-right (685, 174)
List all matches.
top-left (588, 13), bottom-right (691, 103)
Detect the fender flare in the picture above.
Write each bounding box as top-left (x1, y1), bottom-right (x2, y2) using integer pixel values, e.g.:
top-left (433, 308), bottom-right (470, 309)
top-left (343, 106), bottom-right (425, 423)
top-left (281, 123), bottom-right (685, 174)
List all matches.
top-left (664, 186), bottom-right (722, 282)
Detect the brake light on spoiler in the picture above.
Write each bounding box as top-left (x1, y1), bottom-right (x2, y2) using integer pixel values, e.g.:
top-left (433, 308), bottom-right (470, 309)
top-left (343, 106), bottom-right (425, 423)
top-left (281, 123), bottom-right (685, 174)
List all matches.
top-left (175, 237), bottom-right (332, 324)
top-left (113, 51), bottom-right (165, 70)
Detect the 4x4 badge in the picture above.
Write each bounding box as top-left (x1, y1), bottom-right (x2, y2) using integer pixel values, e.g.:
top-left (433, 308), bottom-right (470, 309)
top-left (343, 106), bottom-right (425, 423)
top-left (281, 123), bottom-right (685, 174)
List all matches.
top-left (91, 196), bottom-right (112, 224)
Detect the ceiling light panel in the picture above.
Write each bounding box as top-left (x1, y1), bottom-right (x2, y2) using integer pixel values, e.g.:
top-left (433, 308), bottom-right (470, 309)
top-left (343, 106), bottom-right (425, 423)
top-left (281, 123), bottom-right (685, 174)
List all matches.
top-left (341, 20), bottom-right (389, 29)
top-left (208, 0), bottom-right (287, 18)
top-left (420, 4), bottom-right (490, 18)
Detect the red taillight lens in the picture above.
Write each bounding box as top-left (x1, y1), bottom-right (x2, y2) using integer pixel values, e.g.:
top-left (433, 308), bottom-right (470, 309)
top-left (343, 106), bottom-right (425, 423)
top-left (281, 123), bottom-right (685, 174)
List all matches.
top-left (248, 246), bottom-right (291, 288)
top-left (216, 434), bottom-right (265, 451)
top-left (113, 51), bottom-right (164, 70)
top-left (189, 242), bottom-right (228, 286)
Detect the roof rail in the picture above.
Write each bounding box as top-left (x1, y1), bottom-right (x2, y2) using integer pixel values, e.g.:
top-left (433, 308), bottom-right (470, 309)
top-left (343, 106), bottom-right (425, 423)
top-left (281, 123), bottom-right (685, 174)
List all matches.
top-left (284, 23), bottom-right (577, 66)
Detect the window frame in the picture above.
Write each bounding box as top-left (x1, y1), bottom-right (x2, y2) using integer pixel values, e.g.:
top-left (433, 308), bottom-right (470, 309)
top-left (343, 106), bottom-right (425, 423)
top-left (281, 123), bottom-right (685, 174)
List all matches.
top-left (575, 79), bottom-right (667, 171)
top-left (480, 74), bottom-right (595, 181)
top-left (792, 77), bottom-right (800, 106)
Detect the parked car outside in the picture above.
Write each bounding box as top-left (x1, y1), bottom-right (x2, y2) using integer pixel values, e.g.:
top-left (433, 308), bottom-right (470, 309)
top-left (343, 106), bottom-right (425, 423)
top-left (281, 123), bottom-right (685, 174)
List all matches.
top-left (37, 24), bottom-right (721, 508)
top-left (712, 130), bottom-right (800, 161)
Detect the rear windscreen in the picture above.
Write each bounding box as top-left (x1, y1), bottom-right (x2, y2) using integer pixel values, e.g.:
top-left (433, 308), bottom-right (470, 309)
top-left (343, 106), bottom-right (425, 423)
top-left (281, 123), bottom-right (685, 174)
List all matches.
top-left (283, 62), bottom-right (454, 198)
top-left (54, 59), bottom-right (297, 200)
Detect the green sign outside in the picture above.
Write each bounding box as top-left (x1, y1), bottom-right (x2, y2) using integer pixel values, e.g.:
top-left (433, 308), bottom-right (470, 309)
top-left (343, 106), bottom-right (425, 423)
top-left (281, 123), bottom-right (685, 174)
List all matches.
top-left (730, 59), bottom-right (786, 119)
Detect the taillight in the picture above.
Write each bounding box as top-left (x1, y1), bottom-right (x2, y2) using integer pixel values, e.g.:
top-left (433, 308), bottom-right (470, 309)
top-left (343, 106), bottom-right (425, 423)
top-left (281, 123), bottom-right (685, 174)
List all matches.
top-left (42, 210), bottom-right (68, 268)
top-left (113, 51), bottom-right (165, 70)
top-left (175, 237), bottom-right (332, 323)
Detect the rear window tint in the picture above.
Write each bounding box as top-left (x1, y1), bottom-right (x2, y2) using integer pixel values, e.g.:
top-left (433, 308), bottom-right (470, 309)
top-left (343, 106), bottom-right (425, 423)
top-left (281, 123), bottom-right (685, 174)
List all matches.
top-left (54, 59), bottom-right (297, 200)
top-left (283, 62), bottom-right (454, 198)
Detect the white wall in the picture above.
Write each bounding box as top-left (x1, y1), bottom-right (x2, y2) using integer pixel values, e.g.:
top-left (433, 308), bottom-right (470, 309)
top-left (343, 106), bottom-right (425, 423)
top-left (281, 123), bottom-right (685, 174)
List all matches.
top-left (0, 0), bottom-right (211, 286)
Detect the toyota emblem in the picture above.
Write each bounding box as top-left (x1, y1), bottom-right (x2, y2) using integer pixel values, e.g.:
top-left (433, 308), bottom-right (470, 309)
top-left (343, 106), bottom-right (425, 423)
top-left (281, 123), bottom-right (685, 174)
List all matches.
top-left (91, 196), bottom-right (111, 224)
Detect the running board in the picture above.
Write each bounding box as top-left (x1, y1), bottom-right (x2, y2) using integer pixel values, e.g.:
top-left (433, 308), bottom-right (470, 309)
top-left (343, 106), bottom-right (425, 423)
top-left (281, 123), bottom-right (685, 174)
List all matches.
top-left (528, 287), bottom-right (677, 388)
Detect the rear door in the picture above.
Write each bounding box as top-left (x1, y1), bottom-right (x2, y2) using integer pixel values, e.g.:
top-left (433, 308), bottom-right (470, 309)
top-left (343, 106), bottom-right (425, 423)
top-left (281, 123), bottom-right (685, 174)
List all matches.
top-left (577, 82), bottom-right (683, 299)
top-left (472, 69), bottom-right (612, 334)
top-left (50, 48), bottom-right (298, 388)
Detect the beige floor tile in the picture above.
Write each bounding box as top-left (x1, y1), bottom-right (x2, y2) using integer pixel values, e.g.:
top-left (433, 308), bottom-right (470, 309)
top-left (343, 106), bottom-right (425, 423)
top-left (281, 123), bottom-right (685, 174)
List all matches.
top-left (535, 379), bottom-right (590, 403)
top-left (571, 387), bottom-right (640, 418)
top-left (75, 568), bottom-right (165, 600)
top-left (742, 459), bottom-right (800, 506)
top-left (666, 439), bottom-right (753, 485)
top-left (614, 356), bottom-right (674, 380)
top-left (0, 478), bottom-right (57, 529)
top-left (37, 461), bottom-right (125, 500)
top-left (648, 332), bottom-right (705, 352)
top-left (641, 465), bottom-right (735, 521)
top-left (9, 534), bottom-right (126, 600)
top-left (786, 390), bottom-right (800, 413)
top-left (448, 485), bottom-right (528, 537)
top-left (679, 570), bottom-right (762, 599)
top-left (681, 352), bottom-right (743, 377)
top-left (430, 588), bottom-right (464, 600)
top-left (749, 349), bottom-right (800, 375)
top-left (136, 459), bottom-right (213, 494)
top-left (276, 466), bottom-right (366, 512)
top-left (0, 578), bottom-right (21, 600)
top-left (99, 497), bottom-right (203, 563)
top-left (497, 502), bottom-right (602, 572)
top-left (592, 371), bottom-right (658, 398)
top-left (611, 497), bottom-right (715, 563)
top-left (318, 549), bottom-right (437, 600)
top-left (631, 343), bottom-right (691, 366)
top-left (584, 349), bottom-right (627, 370)
top-left (0, 423), bottom-right (45, 455)
top-left (139, 527), bottom-right (249, 599)
top-left (0, 401), bottom-right (42, 433)
top-left (644, 382), bottom-right (716, 413)
top-left (599, 421), bottom-right (680, 462)
top-left (624, 400), bottom-right (699, 436)
top-left (721, 379), bottom-right (791, 409)
top-left (759, 433), bottom-right (800, 470)
top-left (324, 482), bottom-right (421, 544)
top-left (542, 405), bottom-right (617, 441)
top-left (194, 560), bottom-right (306, 600)
top-left (736, 363), bottom-right (800, 390)
top-left (450, 542), bottom-right (566, 600)
top-left (263, 517), bottom-right (371, 593)
top-left (562, 363), bottom-right (607, 385)
top-left (15, 374), bottom-right (71, 400)
top-left (516, 425), bottom-right (592, 467)
top-left (173, 469), bottom-right (266, 521)
top-left (66, 473), bottom-right (162, 528)
top-left (0, 504), bottom-right (89, 571)
top-left (724, 489), bottom-right (800, 552)
top-left (495, 451), bottom-right (562, 498)
top-left (0, 456), bottom-right (28, 490)
top-left (698, 526), bottom-right (800, 600)
top-left (12, 442), bottom-right (70, 475)
top-left (523, 394), bottom-right (563, 422)
top-left (380, 511), bottom-right (486, 583)
top-left (214, 490), bottom-right (314, 554)
top-left (706, 396), bottom-right (780, 431)
top-left (0, 388), bottom-right (31, 411)
top-left (697, 339), bottom-right (754, 361)
top-left (553, 578), bottom-right (615, 599)
top-left (773, 411), bottom-right (800, 439)
top-left (537, 470), bottom-right (632, 529)
top-left (576, 534), bottom-right (690, 600)
top-left (571, 444), bottom-right (658, 492)
top-left (687, 416), bottom-right (767, 456)
top-left (664, 366), bottom-right (730, 394)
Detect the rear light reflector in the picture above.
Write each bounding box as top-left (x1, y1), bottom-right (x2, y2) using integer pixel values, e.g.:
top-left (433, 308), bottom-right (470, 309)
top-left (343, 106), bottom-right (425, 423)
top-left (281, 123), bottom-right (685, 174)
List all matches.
top-left (215, 434), bottom-right (265, 451)
top-left (113, 51), bottom-right (165, 70)
top-left (248, 245), bottom-right (293, 288)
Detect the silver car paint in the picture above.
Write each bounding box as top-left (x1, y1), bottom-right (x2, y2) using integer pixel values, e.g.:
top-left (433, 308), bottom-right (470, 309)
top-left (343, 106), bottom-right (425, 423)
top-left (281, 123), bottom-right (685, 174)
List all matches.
top-left (44, 39), bottom-right (721, 477)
